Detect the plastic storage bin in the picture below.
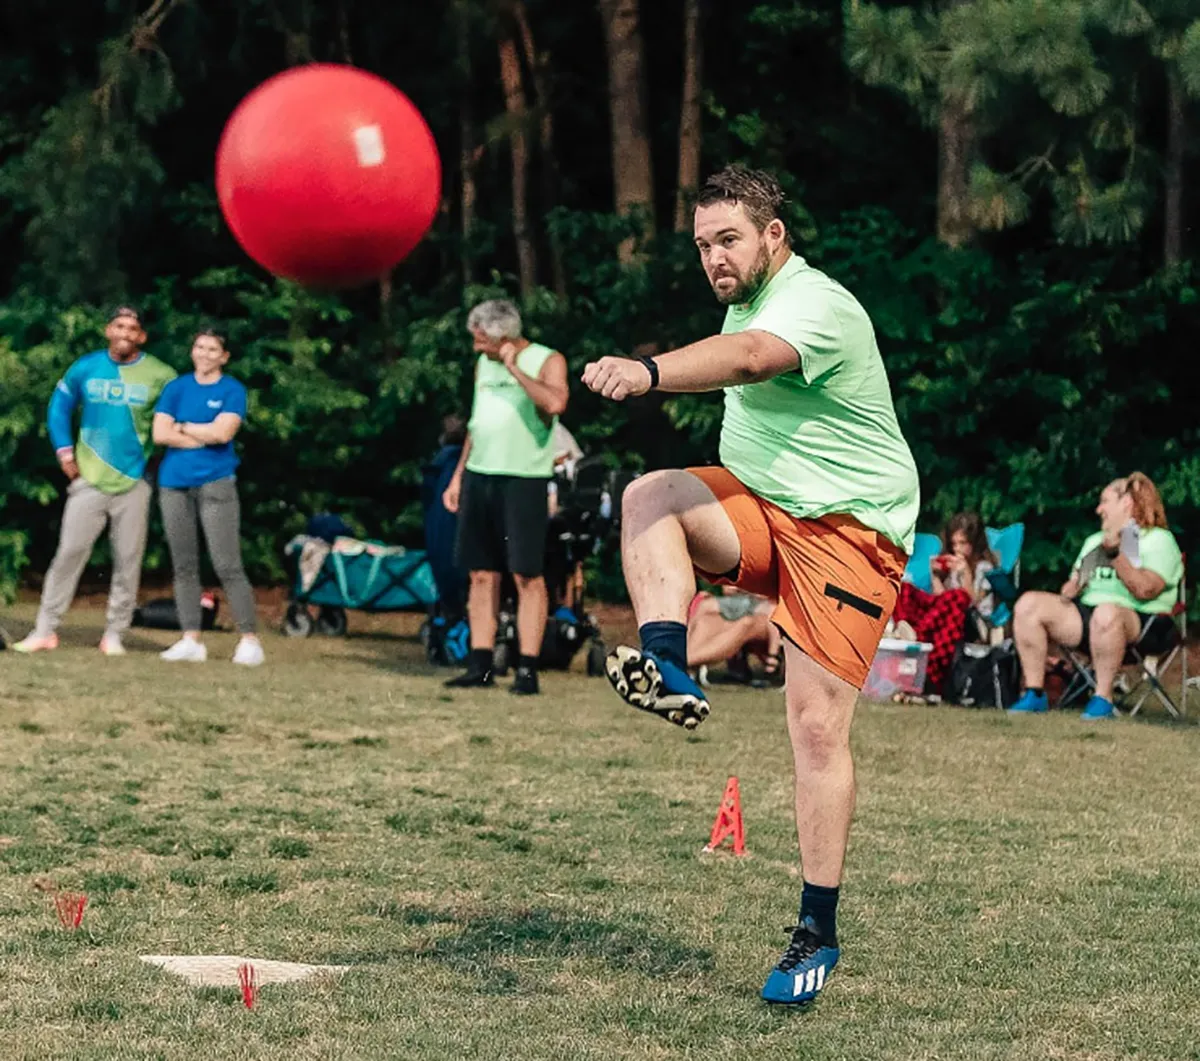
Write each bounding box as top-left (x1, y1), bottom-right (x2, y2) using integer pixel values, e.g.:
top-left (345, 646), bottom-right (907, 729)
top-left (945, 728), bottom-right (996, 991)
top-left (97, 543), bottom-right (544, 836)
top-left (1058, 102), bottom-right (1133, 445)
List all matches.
top-left (863, 638), bottom-right (933, 700)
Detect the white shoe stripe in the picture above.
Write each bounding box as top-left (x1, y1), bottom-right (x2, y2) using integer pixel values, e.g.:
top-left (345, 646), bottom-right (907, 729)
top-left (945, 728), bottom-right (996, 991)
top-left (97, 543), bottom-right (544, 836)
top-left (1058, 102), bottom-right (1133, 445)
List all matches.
top-left (792, 964), bottom-right (827, 998)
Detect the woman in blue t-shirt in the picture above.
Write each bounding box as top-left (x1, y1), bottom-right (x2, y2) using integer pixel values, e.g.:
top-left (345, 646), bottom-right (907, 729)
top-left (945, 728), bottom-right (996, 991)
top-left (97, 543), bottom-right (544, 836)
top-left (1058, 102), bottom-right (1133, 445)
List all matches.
top-left (152, 329), bottom-right (262, 666)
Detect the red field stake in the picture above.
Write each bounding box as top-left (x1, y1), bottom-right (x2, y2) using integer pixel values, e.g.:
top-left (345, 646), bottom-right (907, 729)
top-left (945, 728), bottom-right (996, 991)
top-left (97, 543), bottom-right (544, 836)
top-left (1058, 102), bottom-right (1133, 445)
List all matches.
top-left (238, 963), bottom-right (258, 1009)
top-left (703, 777), bottom-right (746, 856)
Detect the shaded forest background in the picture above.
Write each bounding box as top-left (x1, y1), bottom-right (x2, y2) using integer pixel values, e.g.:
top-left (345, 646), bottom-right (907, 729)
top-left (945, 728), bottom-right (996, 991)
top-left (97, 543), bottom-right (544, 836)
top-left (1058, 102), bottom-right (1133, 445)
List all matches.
top-left (2, 0), bottom-right (1199, 605)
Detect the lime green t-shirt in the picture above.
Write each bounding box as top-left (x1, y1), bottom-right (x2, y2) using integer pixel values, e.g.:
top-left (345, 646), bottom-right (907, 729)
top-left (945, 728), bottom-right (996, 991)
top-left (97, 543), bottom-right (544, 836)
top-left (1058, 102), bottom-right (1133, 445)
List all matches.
top-left (466, 342), bottom-right (558, 479)
top-left (1073, 528), bottom-right (1182, 614)
top-left (718, 254), bottom-right (920, 553)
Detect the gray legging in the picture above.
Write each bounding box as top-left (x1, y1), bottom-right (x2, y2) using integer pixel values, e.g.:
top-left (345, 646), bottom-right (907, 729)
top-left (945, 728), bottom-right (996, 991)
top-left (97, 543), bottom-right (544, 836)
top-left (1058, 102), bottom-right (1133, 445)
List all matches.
top-left (159, 477), bottom-right (257, 634)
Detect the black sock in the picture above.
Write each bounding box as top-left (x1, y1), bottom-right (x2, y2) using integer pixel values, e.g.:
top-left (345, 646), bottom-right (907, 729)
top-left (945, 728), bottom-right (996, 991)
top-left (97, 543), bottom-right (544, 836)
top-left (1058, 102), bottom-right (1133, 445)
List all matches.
top-left (638, 621), bottom-right (688, 669)
top-left (1026, 687), bottom-right (1043, 695)
top-left (799, 881), bottom-right (839, 946)
top-left (518, 654), bottom-right (538, 673)
top-left (469, 647), bottom-right (493, 674)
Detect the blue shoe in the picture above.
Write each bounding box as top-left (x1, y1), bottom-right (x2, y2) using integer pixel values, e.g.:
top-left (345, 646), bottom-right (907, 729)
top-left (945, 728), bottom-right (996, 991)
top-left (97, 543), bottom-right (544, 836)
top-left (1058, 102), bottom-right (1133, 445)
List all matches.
top-left (1008, 690), bottom-right (1049, 714)
top-left (604, 645), bottom-right (710, 730)
top-left (1081, 695), bottom-right (1115, 720)
top-left (761, 917), bottom-right (840, 1005)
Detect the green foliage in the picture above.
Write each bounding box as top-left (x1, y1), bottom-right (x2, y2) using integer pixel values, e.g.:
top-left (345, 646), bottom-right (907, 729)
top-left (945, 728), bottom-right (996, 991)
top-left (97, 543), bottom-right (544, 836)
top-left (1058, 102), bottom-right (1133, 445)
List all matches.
top-left (1051, 160), bottom-right (1149, 245)
top-left (0, 9), bottom-right (183, 304)
top-left (844, 5), bottom-right (937, 107)
top-left (806, 209), bottom-right (1200, 591)
top-left (844, 0), bottom-right (1198, 247)
top-left (4, 199), bottom-right (1186, 602)
top-left (0, 0), bottom-right (1197, 613)
top-left (968, 163), bottom-right (1032, 230)
top-left (1179, 19), bottom-right (1200, 94)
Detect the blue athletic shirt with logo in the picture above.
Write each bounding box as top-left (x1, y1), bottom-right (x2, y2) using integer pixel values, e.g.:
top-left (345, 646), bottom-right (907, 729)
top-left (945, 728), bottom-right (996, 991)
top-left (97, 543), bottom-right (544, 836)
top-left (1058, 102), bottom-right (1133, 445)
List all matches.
top-left (154, 374), bottom-right (248, 489)
top-left (47, 350), bottom-right (177, 494)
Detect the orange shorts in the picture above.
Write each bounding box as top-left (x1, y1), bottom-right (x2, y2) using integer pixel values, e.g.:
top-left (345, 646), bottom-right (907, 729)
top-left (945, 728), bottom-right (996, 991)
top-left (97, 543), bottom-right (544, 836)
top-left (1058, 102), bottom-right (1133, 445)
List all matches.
top-left (688, 466), bottom-right (908, 690)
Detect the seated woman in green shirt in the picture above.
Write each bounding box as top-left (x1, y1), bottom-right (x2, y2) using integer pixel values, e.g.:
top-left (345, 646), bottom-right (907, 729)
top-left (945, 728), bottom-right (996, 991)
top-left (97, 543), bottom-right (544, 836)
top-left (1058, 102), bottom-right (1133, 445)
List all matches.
top-left (1010, 472), bottom-right (1183, 719)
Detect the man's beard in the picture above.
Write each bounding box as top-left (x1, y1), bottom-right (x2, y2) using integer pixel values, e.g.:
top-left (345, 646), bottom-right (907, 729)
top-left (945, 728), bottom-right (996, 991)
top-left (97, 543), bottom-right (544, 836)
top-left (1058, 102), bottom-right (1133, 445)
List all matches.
top-left (712, 243), bottom-right (773, 305)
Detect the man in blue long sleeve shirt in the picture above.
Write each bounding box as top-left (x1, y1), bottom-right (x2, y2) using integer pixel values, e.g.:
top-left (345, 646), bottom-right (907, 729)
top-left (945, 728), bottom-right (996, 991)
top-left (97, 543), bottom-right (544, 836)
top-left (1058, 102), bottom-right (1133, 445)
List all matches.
top-left (12, 307), bottom-right (175, 655)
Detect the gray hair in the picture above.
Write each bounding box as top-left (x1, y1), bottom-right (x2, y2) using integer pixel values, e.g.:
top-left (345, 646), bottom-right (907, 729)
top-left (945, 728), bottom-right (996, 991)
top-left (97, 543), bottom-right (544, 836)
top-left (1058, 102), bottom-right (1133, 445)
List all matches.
top-left (466, 299), bottom-right (523, 341)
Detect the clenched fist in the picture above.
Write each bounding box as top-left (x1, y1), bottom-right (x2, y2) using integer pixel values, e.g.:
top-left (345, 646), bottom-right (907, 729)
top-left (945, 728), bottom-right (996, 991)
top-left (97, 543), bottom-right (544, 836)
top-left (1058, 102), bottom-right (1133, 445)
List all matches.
top-left (498, 341), bottom-right (519, 372)
top-left (582, 357), bottom-right (653, 402)
top-left (442, 474), bottom-right (462, 514)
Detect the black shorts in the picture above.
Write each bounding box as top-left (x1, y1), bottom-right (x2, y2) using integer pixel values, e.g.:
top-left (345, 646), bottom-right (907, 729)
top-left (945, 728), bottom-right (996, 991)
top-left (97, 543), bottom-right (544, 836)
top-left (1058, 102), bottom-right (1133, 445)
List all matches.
top-left (1073, 601), bottom-right (1177, 657)
top-left (455, 470), bottom-right (549, 578)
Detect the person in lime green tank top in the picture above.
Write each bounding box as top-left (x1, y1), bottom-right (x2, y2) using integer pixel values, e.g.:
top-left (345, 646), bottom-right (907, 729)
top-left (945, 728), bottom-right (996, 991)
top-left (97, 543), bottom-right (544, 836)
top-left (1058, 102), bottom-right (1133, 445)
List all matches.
top-left (1010, 472), bottom-right (1184, 720)
top-left (582, 165), bottom-right (920, 1007)
top-left (442, 299), bottom-right (569, 696)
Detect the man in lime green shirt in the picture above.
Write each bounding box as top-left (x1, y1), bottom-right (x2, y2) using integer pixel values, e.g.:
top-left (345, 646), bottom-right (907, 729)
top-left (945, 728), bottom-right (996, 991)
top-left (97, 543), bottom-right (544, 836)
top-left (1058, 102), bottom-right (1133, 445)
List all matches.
top-left (442, 299), bottom-right (569, 696)
top-left (1010, 473), bottom-right (1183, 719)
top-left (583, 165), bottom-right (920, 1006)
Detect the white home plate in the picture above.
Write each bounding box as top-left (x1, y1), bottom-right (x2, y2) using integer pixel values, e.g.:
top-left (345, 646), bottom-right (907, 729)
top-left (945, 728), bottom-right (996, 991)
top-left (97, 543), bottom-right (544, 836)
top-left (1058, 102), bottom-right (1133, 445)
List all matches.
top-left (140, 955), bottom-right (350, 987)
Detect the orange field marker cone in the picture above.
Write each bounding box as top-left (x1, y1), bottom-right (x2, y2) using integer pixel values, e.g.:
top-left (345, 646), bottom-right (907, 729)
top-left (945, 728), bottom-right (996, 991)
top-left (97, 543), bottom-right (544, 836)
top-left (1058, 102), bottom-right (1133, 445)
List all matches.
top-left (703, 776), bottom-right (746, 856)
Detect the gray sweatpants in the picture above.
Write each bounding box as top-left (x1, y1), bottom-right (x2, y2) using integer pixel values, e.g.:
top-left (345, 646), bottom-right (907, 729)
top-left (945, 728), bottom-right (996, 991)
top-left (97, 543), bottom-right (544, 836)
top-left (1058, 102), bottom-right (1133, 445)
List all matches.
top-left (34, 477), bottom-right (151, 637)
top-left (159, 477), bottom-right (257, 634)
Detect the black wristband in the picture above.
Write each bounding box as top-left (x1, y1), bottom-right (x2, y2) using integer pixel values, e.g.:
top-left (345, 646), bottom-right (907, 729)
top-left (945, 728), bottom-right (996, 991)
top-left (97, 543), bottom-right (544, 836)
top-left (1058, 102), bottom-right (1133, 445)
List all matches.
top-left (637, 355), bottom-right (659, 390)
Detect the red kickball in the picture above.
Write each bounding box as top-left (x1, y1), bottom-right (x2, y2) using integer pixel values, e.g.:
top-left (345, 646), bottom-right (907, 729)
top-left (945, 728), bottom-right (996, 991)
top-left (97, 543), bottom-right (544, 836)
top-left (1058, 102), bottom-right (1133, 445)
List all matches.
top-left (216, 63), bottom-right (442, 288)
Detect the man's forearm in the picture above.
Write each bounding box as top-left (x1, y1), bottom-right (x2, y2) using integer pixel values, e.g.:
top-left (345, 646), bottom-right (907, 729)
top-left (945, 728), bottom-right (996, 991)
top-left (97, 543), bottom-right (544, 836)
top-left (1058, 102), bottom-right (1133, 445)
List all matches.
top-left (47, 381), bottom-right (80, 452)
top-left (1112, 554), bottom-right (1164, 602)
top-left (452, 434), bottom-right (472, 479)
top-left (653, 332), bottom-right (795, 392)
top-left (510, 368), bottom-right (567, 417)
top-left (166, 425), bottom-right (204, 450)
top-left (180, 422), bottom-right (231, 444)
top-left (182, 417), bottom-right (241, 444)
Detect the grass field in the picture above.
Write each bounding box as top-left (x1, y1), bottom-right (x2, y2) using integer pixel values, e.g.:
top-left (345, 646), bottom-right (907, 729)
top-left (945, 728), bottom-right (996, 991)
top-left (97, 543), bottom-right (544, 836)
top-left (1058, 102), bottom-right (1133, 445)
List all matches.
top-left (3, 602), bottom-right (1200, 1060)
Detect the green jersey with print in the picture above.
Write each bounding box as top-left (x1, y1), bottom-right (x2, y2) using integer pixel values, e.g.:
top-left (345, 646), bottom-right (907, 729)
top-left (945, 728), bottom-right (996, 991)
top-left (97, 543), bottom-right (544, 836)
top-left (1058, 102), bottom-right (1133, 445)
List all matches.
top-left (1073, 528), bottom-right (1182, 614)
top-left (47, 349), bottom-right (177, 495)
top-left (718, 254), bottom-right (919, 552)
top-left (466, 342), bottom-right (558, 478)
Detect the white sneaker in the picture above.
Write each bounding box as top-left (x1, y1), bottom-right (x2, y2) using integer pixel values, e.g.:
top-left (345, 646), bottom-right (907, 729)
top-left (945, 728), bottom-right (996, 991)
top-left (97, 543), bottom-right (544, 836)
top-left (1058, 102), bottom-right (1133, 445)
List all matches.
top-left (12, 632), bottom-right (59, 653)
top-left (232, 637), bottom-right (265, 667)
top-left (160, 638), bottom-right (207, 663)
top-left (99, 633), bottom-right (126, 656)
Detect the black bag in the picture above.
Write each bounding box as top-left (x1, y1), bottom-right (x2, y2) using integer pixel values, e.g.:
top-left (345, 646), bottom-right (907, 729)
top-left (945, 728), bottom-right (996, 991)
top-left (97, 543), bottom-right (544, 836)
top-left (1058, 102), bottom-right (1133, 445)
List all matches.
top-left (946, 639), bottom-right (1021, 708)
top-left (132, 594), bottom-right (219, 631)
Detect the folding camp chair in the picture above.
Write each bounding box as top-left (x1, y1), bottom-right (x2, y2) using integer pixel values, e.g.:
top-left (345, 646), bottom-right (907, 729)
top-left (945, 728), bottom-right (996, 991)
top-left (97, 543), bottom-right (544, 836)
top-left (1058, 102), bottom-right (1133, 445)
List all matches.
top-left (984, 524), bottom-right (1025, 632)
top-left (901, 523), bottom-right (1024, 640)
top-left (1059, 556), bottom-right (1189, 718)
top-left (903, 532), bottom-right (942, 593)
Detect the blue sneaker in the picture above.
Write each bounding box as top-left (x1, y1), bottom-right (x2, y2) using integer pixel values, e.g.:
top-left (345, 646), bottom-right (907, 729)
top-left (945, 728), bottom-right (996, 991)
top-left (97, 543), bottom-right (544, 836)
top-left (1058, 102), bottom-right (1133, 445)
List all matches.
top-left (1081, 695), bottom-right (1115, 720)
top-left (1008, 690), bottom-right (1049, 714)
top-left (604, 645), bottom-right (710, 730)
top-left (761, 917), bottom-right (840, 1005)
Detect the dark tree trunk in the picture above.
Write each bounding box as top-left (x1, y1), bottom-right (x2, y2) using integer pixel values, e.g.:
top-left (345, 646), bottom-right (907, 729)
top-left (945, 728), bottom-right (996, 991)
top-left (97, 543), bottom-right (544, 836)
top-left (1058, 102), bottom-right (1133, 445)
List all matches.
top-left (456, 0), bottom-right (477, 287)
top-left (936, 96), bottom-right (975, 249)
top-left (674, 0), bottom-right (703, 233)
top-left (498, 29), bottom-right (537, 295)
top-left (598, 0), bottom-right (655, 259)
top-left (1164, 67), bottom-right (1186, 267)
top-left (513, 1), bottom-right (566, 295)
